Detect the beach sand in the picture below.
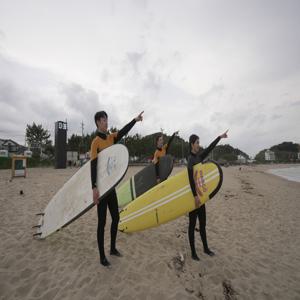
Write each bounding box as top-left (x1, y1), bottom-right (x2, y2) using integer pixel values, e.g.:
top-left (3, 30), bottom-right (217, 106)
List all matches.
top-left (1, 164), bottom-right (300, 300)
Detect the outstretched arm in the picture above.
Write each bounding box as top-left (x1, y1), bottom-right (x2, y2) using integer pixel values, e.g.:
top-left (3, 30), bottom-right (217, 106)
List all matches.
top-left (114, 111), bottom-right (144, 143)
top-left (198, 129), bottom-right (229, 162)
top-left (166, 130), bottom-right (179, 153)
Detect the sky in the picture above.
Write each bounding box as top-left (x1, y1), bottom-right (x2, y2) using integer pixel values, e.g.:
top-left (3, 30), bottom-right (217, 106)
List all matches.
top-left (0, 0), bottom-right (299, 157)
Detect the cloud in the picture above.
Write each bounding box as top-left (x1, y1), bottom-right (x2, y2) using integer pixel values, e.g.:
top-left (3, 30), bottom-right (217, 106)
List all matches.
top-left (0, 54), bottom-right (109, 142)
top-left (290, 100), bottom-right (300, 107)
top-left (127, 51), bottom-right (146, 75)
top-left (0, 1), bottom-right (299, 157)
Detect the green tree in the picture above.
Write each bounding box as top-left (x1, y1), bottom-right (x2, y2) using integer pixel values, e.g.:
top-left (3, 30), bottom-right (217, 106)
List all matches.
top-left (26, 122), bottom-right (51, 155)
top-left (67, 134), bottom-right (82, 152)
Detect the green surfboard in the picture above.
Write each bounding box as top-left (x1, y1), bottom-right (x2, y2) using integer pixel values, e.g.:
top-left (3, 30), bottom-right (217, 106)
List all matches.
top-left (117, 155), bottom-right (173, 207)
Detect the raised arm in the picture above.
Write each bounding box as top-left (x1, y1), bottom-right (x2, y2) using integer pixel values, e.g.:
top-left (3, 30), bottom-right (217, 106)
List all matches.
top-left (165, 130), bottom-right (179, 153)
top-left (114, 111), bottom-right (144, 143)
top-left (198, 129), bottom-right (229, 162)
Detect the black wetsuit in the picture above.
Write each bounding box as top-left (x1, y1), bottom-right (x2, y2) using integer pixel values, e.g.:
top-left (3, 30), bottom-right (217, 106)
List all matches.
top-left (187, 136), bottom-right (220, 257)
top-left (90, 119), bottom-right (136, 265)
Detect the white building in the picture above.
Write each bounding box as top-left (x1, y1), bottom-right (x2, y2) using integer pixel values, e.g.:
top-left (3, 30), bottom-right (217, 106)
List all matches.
top-left (265, 149), bottom-right (275, 161)
top-left (0, 149), bottom-right (8, 157)
top-left (237, 154), bottom-right (247, 164)
top-left (24, 150), bottom-right (33, 158)
top-left (67, 151), bottom-right (78, 163)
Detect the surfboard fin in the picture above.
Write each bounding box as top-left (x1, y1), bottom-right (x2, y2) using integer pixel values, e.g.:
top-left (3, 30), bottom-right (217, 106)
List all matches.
top-left (33, 232), bottom-right (42, 237)
top-left (32, 225), bottom-right (41, 229)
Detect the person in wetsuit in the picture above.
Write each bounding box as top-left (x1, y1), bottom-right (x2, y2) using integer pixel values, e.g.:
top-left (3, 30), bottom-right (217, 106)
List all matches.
top-left (90, 110), bottom-right (144, 267)
top-left (152, 131), bottom-right (179, 183)
top-left (187, 129), bottom-right (228, 261)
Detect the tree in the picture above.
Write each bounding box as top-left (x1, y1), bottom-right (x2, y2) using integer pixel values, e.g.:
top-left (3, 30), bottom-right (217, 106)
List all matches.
top-left (67, 133), bottom-right (96, 153)
top-left (26, 122), bottom-right (51, 155)
top-left (67, 134), bottom-right (83, 152)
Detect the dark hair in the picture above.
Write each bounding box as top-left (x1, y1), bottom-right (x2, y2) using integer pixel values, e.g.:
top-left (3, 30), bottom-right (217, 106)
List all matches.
top-left (94, 111), bottom-right (107, 127)
top-left (156, 134), bottom-right (163, 145)
top-left (189, 134), bottom-right (199, 152)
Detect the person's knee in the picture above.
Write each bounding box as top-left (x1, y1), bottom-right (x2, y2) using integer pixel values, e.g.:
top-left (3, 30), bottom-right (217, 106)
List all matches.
top-left (199, 225), bottom-right (206, 234)
top-left (98, 217), bottom-right (107, 229)
top-left (189, 221), bottom-right (196, 232)
top-left (112, 213), bottom-right (120, 224)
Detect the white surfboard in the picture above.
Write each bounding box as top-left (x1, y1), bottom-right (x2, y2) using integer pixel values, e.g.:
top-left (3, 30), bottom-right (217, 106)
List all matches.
top-left (34, 144), bottom-right (129, 239)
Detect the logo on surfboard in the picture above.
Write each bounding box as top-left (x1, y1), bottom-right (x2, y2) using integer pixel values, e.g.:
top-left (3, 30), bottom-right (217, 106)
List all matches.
top-left (106, 156), bottom-right (117, 175)
top-left (194, 169), bottom-right (208, 199)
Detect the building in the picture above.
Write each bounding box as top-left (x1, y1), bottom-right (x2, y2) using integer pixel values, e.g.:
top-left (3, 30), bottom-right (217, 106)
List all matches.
top-left (265, 149), bottom-right (275, 161)
top-left (237, 154), bottom-right (247, 164)
top-left (0, 139), bottom-right (26, 156)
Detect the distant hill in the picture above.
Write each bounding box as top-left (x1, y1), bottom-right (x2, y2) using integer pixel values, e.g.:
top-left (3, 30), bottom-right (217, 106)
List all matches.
top-left (208, 144), bottom-right (250, 162)
top-left (255, 142), bottom-right (300, 162)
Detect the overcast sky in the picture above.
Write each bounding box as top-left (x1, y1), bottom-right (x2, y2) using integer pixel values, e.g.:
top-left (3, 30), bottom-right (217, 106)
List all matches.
top-left (0, 0), bottom-right (299, 157)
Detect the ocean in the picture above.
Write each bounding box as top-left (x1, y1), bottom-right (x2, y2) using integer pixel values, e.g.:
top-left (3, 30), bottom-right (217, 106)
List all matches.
top-left (268, 166), bottom-right (300, 183)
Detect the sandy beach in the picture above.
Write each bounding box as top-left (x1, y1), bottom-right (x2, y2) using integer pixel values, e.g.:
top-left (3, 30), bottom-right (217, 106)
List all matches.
top-left (0, 164), bottom-right (300, 300)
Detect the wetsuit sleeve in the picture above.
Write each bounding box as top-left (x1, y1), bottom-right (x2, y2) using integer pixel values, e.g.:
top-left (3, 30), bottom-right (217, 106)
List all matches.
top-left (114, 119), bottom-right (136, 143)
top-left (165, 132), bottom-right (176, 153)
top-left (187, 156), bottom-right (197, 196)
top-left (153, 150), bottom-right (160, 178)
top-left (198, 136), bottom-right (221, 162)
top-left (90, 139), bottom-right (98, 189)
top-left (155, 162), bottom-right (159, 179)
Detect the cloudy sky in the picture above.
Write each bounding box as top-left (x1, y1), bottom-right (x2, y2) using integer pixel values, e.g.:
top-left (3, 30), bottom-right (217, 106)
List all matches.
top-left (0, 0), bottom-right (299, 157)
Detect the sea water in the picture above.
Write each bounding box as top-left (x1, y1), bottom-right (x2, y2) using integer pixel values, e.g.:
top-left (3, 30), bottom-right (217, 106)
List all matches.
top-left (268, 166), bottom-right (300, 183)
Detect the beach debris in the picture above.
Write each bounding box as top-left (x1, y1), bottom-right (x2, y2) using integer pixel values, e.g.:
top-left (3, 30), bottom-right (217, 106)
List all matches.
top-left (185, 287), bottom-right (194, 294)
top-left (171, 253), bottom-right (185, 273)
top-left (222, 280), bottom-right (237, 300)
top-left (179, 253), bottom-right (184, 262)
top-left (196, 291), bottom-right (205, 300)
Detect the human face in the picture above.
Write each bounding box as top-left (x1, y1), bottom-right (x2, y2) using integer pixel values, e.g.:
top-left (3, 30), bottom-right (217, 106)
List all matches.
top-left (157, 136), bottom-right (164, 148)
top-left (97, 117), bottom-right (108, 132)
top-left (191, 138), bottom-right (200, 153)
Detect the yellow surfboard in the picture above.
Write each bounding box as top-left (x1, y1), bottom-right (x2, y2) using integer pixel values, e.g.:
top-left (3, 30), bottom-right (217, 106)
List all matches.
top-left (118, 161), bottom-right (223, 233)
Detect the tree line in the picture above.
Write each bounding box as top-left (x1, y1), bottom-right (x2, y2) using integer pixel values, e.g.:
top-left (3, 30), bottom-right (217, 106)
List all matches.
top-left (24, 122), bottom-right (299, 163)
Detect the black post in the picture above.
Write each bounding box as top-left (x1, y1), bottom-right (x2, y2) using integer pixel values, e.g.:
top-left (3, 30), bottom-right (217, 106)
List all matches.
top-left (55, 121), bottom-right (67, 169)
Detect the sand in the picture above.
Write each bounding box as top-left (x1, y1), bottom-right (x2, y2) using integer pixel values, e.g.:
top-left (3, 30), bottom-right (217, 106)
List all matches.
top-left (0, 164), bottom-right (300, 300)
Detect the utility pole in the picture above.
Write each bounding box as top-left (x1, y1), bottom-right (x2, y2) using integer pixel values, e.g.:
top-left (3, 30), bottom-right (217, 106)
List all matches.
top-left (181, 139), bottom-right (183, 159)
top-left (80, 121), bottom-right (85, 154)
top-left (81, 121), bottom-right (84, 137)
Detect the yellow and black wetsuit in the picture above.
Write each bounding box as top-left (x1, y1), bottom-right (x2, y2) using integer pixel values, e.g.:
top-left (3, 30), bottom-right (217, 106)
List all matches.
top-left (153, 132), bottom-right (176, 179)
top-left (90, 118), bottom-right (136, 265)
